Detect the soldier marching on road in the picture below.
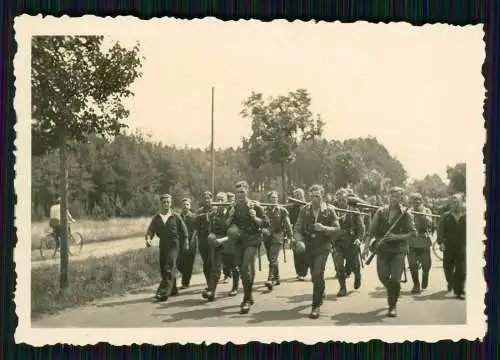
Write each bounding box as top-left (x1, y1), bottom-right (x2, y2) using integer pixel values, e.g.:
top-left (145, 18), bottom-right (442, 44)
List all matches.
top-left (293, 184), bottom-right (340, 319)
top-left (262, 190), bottom-right (294, 291)
top-left (202, 192), bottom-right (240, 301)
top-left (193, 191), bottom-right (215, 291)
top-left (408, 192), bottom-right (434, 294)
top-left (332, 188), bottom-right (366, 297)
top-left (177, 197), bottom-right (197, 290)
top-left (363, 187), bottom-right (417, 317)
top-left (288, 188), bottom-right (309, 281)
top-left (227, 181), bottom-right (269, 314)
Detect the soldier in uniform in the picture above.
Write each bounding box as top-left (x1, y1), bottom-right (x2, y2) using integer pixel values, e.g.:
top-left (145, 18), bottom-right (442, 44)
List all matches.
top-left (193, 191), bottom-right (215, 290)
top-left (289, 188), bottom-right (309, 281)
top-left (176, 197), bottom-right (197, 290)
top-left (262, 190), bottom-right (294, 291)
top-left (145, 193), bottom-right (189, 302)
top-left (227, 180), bottom-right (268, 314)
top-left (332, 189), bottom-right (365, 296)
top-left (363, 186), bottom-right (416, 317)
top-left (221, 192), bottom-right (236, 283)
top-left (437, 193), bottom-right (466, 299)
top-left (293, 184), bottom-right (340, 319)
top-left (408, 193), bottom-right (434, 294)
top-left (202, 192), bottom-right (240, 301)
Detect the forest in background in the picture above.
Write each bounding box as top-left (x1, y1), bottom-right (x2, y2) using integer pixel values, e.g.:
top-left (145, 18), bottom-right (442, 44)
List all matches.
top-left (31, 130), bottom-right (466, 221)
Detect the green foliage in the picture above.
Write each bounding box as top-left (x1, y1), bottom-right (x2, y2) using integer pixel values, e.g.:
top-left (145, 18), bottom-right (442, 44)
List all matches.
top-left (407, 174), bottom-right (449, 198)
top-left (31, 35), bottom-right (143, 155)
top-left (446, 162), bottom-right (466, 194)
top-left (31, 247), bottom-right (203, 318)
top-left (241, 89), bottom-right (324, 168)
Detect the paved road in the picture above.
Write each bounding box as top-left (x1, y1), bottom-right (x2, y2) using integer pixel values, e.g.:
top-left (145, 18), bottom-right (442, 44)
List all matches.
top-left (31, 236), bottom-right (150, 268)
top-left (33, 248), bottom-right (466, 327)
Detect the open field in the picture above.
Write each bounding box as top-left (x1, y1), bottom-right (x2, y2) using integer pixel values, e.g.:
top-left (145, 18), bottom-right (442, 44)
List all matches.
top-left (31, 217), bottom-right (151, 250)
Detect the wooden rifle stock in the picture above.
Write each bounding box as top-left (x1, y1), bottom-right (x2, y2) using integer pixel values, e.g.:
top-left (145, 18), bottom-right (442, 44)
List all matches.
top-left (353, 200), bottom-right (440, 218)
top-left (288, 197), bottom-right (369, 216)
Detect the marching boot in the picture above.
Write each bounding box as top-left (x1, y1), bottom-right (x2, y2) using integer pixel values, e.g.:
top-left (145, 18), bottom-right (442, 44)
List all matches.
top-left (337, 275), bottom-right (347, 297)
top-left (229, 276), bottom-right (239, 297)
top-left (265, 265), bottom-right (274, 290)
top-left (410, 270), bottom-right (421, 294)
top-left (354, 271), bottom-right (361, 290)
top-left (421, 271), bottom-right (429, 290)
top-left (309, 307), bottom-right (320, 319)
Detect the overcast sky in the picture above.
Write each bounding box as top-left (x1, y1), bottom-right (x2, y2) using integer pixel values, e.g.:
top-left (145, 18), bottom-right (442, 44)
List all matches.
top-left (111, 20), bottom-right (484, 181)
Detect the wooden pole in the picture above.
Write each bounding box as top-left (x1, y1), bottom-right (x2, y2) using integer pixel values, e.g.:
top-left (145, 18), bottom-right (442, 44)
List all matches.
top-left (59, 125), bottom-right (69, 289)
top-left (211, 86), bottom-right (215, 195)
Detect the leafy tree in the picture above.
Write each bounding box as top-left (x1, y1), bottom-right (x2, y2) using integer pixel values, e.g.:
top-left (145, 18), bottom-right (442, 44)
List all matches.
top-left (447, 162), bottom-right (466, 194)
top-left (408, 174), bottom-right (449, 198)
top-left (241, 89), bottom-right (324, 201)
top-left (31, 35), bottom-right (143, 289)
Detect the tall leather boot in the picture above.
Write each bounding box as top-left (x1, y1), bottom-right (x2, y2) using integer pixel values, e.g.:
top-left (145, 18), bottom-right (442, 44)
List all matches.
top-left (421, 271), bottom-right (429, 290)
top-left (337, 273), bottom-right (347, 297)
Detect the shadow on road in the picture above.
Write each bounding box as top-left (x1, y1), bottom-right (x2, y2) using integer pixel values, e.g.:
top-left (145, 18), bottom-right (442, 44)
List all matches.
top-left (98, 296), bottom-right (156, 308)
top-left (160, 305), bottom-right (240, 323)
top-left (412, 290), bottom-right (451, 301)
top-left (235, 304), bottom-right (312, 324)
top-left (368, 288), bottom-right (412, 299)
top-left (330, 308), bottom-right (387, 325)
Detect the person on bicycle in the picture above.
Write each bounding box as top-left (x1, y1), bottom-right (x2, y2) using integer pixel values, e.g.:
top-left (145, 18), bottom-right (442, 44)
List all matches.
top-left (49, 197), bottom-right (75, 249)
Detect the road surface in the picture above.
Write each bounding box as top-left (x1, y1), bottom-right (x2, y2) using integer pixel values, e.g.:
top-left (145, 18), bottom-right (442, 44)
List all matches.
top-left (31, 236), bottom-right (158, 268)
top-left (33, 248), bottom-right (466, 327)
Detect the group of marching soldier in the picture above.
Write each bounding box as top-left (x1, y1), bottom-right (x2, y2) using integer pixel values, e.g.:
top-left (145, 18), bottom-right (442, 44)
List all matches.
top-left (145, 180), bottom-right (466, 319)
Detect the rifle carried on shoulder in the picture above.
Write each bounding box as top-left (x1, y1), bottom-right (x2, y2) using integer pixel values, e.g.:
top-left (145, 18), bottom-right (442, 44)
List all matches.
top-left (365, 206), bottom-right (411, 266)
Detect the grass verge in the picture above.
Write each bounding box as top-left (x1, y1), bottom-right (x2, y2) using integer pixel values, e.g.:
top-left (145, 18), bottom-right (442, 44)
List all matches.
top-left (31, 247), bottom-right (202, 319)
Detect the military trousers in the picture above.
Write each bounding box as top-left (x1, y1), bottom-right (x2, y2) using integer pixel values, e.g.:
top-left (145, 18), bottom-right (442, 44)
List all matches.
top-left (376, 251), bottom-right (405, 308)
top-left (306, 250), bottom-right (330, 308)
top-left (235, 243), bottom-right (259, 303)
top-left (408, 247), bottom-right (431, 273)
top-left (264, 241), bottom-right (281, 281)
top-left (198, 239), bottom-right (212, 286)
top-left (293, 248), bottom-right (309, 277)
top-left (156, 240), bottom-right (179, 299)
top-left (333, 243), bottom-right (360, 282)
top-left (208, 244), bottom-right (239, 294)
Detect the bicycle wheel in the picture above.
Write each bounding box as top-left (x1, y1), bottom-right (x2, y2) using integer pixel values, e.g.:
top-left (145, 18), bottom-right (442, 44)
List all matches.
top-left (39, 235), bottom-right (55, 259)
top-left (69, 232), bottom-right (84, 255)
top-left (432, 241), bottom-right (443, 261)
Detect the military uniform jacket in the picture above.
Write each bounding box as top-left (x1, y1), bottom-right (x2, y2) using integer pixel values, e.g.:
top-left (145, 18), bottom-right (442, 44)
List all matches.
top-left (146, 212), bottom-right (189, 247)
top-left (294, 202), bottom-right (340, 255)
top-left (333, 210), bottom-right (365, 249)
top-left (409, 205), bottom-right (433, 248)
top-left (229, 199), bottom-right (268, 247)
top-left (195, 205), bottom-right (212, 244)
top-left (264, 205), bottom-right (293, 244)
top-left (368, 205), bottom-right (416, 254)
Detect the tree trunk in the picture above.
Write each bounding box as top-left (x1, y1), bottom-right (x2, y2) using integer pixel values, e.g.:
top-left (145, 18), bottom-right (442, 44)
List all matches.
top-left (280, 161), bottom-right (287, 203)
top-left (59, 127), bottom-right (69, 289)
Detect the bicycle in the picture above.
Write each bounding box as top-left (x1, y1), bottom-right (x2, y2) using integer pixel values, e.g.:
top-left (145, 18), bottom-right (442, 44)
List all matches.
top-left (39, 227), bottom-right (84, 259)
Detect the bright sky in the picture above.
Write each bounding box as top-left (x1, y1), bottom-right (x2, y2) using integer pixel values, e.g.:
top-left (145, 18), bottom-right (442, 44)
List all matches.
top-left (112, 20), bottom-right (484, 181)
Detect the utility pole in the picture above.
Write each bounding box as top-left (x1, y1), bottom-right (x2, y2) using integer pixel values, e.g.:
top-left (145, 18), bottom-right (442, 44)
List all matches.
top-left (211, 86), bottom-right (215, 195)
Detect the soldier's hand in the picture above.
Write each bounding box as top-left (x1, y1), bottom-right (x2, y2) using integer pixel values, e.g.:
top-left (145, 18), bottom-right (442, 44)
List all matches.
top-left (313, 223), bottom-right (325, 232)
top-left (249, 209), bottom-right (257, 218)
top-left (439, 243), bottom-right (445, 252)
top-left (368, 238), bottom-right (378, 252)
top-left (183, 242), bottom-right (189, 251)
top-left (353, 238), bottom-right (362, 247)
top-left (145, 236), bottom-right (152, 248)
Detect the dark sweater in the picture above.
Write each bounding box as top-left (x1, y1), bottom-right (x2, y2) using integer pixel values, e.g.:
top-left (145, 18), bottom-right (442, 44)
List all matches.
top-left (146, 212), bottom-right (188, 246)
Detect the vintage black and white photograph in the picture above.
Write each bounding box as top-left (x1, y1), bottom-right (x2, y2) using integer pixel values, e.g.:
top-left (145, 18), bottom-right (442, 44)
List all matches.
top-left (14, 16), bottom-right (485, 345)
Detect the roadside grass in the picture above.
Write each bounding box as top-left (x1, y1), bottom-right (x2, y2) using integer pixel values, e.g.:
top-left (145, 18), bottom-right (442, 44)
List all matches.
top-left (31, 247), bottom-right (202, 319)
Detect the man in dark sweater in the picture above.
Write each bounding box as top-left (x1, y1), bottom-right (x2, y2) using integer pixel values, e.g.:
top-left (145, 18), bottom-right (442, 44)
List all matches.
top-left (364, 187), bottom-right (417, 317)
top-left (437, 193), bottom-right (466, 299)
top-left (145, 194), bottom-right (189, 302)
top-left (227, 180), bottom-right (269, 314)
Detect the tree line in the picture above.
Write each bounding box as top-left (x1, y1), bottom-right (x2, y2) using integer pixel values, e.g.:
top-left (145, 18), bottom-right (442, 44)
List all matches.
top-left (31, 129), bottom-right (465, 221)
